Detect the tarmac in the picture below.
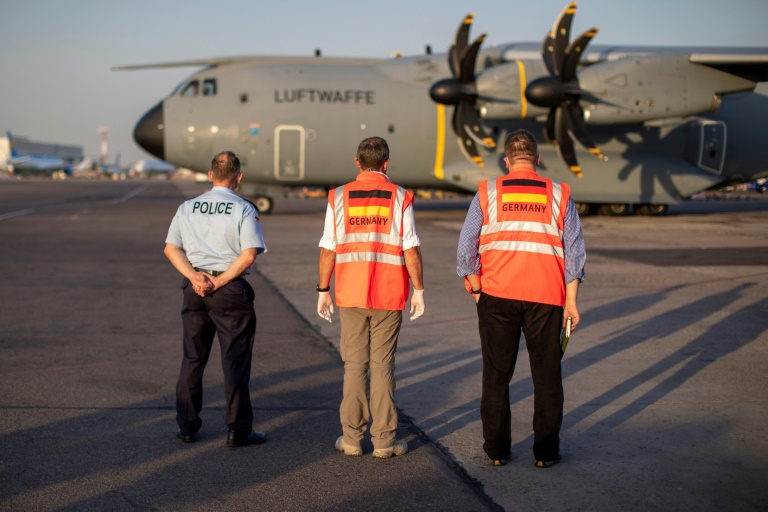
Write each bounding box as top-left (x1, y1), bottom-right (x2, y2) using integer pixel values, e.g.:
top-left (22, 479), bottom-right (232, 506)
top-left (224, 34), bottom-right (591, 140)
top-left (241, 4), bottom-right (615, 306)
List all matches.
top-left (1, 178), bottom-right (767, 511)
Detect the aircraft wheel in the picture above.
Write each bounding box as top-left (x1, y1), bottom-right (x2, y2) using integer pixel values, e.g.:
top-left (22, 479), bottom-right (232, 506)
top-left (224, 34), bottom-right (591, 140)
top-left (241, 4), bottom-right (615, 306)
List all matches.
top-left (636, 203), bottom-right (668, 216)
top-left (253, 196), bottom-right (273, 214)
top-left (574, 202), bottom-right (593, 216)
top-left (597, 203), bottom-right (630, 216)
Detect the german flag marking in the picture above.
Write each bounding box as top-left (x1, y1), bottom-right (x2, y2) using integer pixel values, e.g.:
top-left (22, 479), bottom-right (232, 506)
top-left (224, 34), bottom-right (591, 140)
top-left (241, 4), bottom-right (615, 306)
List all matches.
top-left (348, 189), bottom-right (393, 217)
top-left (501, 179), bottom-right (547, 204)
top-left (348, 205), bottom-right (391, 217)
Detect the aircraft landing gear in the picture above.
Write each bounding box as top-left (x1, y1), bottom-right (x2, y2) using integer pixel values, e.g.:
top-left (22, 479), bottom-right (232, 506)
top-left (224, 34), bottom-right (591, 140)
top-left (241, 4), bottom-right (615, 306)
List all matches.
top-left (574, 202), bottom-right (593, 216)
top-left (597, 203), bottom-right (630, 216)
top-left (636, 203), bottom-right (668, 216)
top-left (253, 196), bottom-right (273, 214)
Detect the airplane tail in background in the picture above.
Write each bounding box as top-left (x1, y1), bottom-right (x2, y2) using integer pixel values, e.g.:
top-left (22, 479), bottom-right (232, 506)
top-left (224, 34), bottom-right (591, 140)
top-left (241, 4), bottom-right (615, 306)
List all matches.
top-left (6, 131), bottom-right (19, 158)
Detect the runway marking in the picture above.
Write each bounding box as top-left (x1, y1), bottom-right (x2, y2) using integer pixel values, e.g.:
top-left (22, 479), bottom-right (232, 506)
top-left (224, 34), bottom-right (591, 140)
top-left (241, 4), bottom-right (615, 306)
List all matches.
top-left (0, 183), bottom-right (151, 221)
top-left (109, 183), bottom-right (150, 204)
top-left (0, 208), bottom-right (36, 221)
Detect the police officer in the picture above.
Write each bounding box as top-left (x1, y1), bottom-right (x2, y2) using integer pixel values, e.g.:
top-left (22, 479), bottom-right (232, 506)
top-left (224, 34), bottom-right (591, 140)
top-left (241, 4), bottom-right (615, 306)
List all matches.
top-left (456, 129), bottom-right (586, 468)
top-left (164, 151), bottom-right (268, 447)
top-left (317, 136), bottom-right (425, 458)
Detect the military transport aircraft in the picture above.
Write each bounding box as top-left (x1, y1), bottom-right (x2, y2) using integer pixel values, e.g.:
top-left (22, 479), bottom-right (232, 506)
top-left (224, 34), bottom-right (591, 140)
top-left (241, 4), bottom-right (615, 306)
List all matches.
top-left (116, 2), bottom-right (768, 215)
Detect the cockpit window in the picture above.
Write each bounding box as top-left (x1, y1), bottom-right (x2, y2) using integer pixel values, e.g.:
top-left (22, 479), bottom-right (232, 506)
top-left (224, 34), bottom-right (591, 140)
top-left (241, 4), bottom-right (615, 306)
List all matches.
top-left (180, 80), bottom-right (200, 97)
top-left (202, 78), bottom-right (217, 96)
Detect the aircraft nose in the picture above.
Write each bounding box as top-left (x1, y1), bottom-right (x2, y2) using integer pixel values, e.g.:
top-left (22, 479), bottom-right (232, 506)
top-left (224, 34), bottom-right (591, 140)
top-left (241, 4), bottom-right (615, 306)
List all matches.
top-left (134, 101), bottom-right (165, 160)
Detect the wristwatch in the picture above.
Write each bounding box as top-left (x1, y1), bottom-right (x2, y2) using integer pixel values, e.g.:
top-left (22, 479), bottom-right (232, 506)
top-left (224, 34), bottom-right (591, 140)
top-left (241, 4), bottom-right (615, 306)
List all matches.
top-left (316, 284), bottom-right (330, 292)
top-left (471, 288), bottom-right (482, 294)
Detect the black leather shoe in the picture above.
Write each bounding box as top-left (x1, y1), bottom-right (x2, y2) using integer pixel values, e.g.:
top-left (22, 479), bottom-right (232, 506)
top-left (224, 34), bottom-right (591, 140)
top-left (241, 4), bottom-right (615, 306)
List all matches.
top-left (534, 454), bottom-right (561, 468)
top-left (227, 430), bottom-right (267, 447)
top-left (176, 431), bottom-right (195, 443)
top-left (491, 453), bottom-right (510, 466)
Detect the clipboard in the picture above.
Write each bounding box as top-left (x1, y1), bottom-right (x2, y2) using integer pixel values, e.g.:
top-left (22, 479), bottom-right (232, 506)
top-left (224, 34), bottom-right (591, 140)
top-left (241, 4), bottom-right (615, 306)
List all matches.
top-left (560, 317), bottom-right (572, 358)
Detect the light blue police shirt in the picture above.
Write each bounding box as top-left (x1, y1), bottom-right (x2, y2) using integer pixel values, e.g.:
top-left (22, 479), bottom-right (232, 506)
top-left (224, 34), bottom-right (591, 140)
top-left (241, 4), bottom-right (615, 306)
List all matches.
top-left (165, 186), bottom-right (267, 273)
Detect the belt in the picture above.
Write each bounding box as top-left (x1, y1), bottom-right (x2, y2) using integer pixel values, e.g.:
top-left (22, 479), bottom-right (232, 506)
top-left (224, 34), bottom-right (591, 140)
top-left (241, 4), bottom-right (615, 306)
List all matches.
top-left (194, 267), bottom-right (225, 277)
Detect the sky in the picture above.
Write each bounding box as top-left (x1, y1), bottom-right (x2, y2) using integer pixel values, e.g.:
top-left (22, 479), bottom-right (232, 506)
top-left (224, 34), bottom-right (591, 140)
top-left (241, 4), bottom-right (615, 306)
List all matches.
top-left (1, 0), bottom-right (767, 166)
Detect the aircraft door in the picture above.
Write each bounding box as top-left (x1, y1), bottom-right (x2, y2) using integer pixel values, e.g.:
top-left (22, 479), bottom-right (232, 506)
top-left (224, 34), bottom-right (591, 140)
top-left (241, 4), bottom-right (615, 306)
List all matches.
top-left (692, 120), bottom-right (727, 175)
top-left (274, 125), bottom-right (305, 181)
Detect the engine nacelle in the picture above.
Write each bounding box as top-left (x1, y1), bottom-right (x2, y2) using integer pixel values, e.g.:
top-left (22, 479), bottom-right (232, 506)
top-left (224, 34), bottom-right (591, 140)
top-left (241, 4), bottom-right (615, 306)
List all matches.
top-left (475, 61), bottom-right (549, 121)
top-left (578, 55), bottom-right (755, 124)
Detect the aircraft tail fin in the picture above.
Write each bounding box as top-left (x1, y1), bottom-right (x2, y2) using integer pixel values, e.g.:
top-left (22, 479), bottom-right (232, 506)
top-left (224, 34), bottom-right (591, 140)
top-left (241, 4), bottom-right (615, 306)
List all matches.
top-left (6, 131), bottom-right (19, 158)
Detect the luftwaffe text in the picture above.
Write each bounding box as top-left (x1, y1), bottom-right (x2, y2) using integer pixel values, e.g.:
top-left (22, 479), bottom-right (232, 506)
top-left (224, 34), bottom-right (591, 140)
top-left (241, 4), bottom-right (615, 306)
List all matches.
top-left (274, 89), bottom-right (375, 104)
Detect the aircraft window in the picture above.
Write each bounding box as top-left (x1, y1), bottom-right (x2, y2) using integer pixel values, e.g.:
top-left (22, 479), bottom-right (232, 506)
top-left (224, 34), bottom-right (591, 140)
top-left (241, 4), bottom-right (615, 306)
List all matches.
top-left (203, 79), bottom-right (217, 96)
top-left (181, 80), bottom-right (200, 97)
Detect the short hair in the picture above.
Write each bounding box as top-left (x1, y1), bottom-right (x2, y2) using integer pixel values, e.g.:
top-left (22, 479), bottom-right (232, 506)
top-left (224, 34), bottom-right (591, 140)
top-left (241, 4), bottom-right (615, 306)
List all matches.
top-left (356, 137), bottom-right (390, 171)
top-left (504, 129), bottom-right (538, 163)
top-left (210, 151), bottom-right (241, 182)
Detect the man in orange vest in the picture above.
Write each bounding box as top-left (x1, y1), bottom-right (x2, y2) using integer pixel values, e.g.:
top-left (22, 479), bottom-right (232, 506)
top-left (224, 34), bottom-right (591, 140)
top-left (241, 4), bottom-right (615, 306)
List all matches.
top-left (456, 129), bottom-right (586, 468)
top-left (317, 136), bottom-right (425, 458)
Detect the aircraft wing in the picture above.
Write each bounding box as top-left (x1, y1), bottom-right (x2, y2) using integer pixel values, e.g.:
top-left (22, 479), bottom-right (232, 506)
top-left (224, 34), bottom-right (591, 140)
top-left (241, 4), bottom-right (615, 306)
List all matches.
top-left (688, 52), bottom-right (768, 82)
top-left (503, 44), bottom-right (768, 80)
top-left (112, 55), bottom-right (383, 71)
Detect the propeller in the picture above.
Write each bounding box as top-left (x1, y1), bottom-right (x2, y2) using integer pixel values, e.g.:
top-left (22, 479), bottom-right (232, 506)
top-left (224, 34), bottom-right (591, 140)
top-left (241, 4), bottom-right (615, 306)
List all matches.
top-left (429, 14), bottom-right (496, 167)
top-left (524, 2), bottom-right (604, 178)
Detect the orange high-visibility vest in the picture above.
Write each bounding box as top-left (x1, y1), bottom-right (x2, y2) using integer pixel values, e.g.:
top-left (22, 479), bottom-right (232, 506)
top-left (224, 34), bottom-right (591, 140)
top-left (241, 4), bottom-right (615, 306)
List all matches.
top-left (330, 172), bottom-right (413, 310)
top-left (466, 170), bottom-right (569, 306)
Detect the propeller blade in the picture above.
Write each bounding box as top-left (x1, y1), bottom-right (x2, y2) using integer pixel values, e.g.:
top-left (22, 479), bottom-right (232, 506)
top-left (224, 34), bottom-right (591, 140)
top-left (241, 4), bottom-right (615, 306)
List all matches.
top-left (562, 27), bottom-right (598, 82)
top-left (450, 14), bottom-right (474, 76)
top-left (545, 109), bottom-right (557, 145)
top-left (434, 14), bottom-right (495, 168)
top-left (457, 135), bottom-right (485, 168)
top-left (451, 103), bottom-right (462, 138)
top-left (541, 33), bottom-right (557, 77)
top-left (449, 44), bottom-right (460, 78)
top-left (563, 100), bottom-right (604, 159)
top-left (548, 2), bottom-right (578, 77)
top-left (459, 33), bottom-right (486, 84)
top-left (460, 100), bottom-right (495, 149)
top-left (454, 103), bottom-right (487, 167)
top-left (554, 106), bottom-right (582, 178)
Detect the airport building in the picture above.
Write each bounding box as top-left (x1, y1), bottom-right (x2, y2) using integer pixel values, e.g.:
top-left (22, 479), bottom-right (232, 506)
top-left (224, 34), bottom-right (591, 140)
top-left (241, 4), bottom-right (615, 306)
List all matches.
top-left (0, 135), bottom-right (83, 165)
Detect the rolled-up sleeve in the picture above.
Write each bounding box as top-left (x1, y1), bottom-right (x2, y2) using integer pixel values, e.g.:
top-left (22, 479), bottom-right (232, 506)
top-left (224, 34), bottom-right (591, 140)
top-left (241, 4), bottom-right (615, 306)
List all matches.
top-left (456, 194), bottom-right (483, 277)
top-left (401, 204), bottom-right (420, 250)
top-left (563, 198), bottom-right (586, 284)
top-left (318, 203), bottom-right (336, 251)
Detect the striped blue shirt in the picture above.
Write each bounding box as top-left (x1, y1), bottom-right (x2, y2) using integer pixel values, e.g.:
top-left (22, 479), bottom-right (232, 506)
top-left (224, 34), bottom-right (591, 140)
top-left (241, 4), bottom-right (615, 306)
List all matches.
top-left (456, 192), bottom-right (586, 284)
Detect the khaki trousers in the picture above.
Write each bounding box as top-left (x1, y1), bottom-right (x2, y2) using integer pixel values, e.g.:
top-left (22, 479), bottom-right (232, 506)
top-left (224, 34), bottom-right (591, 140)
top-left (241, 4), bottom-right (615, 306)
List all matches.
top-left (338, 307), bottom-right (402, 450)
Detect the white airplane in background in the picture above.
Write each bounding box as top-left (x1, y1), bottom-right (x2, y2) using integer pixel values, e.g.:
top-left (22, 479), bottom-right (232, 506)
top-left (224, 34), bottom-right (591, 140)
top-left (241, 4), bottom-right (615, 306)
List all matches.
top-left (128, 159), bottom-right (176, 178)
top-left (3, 131), bottom-right (74, 176)
top-left (101, 153), bottom-right (123, 178)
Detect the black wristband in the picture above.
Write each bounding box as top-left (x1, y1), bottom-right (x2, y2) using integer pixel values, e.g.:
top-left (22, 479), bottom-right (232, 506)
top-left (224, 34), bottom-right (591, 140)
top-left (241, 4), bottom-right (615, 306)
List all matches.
top-left (316, 285), bottom-right (330, 292)
top-left (472, 288), bottom-right (482, 294)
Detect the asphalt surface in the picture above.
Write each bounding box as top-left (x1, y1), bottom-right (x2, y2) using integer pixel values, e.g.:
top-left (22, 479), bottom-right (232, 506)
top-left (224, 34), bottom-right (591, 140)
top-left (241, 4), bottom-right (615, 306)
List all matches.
top-left (0, 179), bottom-right (497, 512)
top-left (1, 177), bottom-right (767, 511)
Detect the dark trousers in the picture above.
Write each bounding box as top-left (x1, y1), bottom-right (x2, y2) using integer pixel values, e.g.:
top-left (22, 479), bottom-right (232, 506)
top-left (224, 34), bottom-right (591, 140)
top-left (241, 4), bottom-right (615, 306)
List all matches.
top-left (176, 277), bottom-right (256, 436)
top-left (477, 293), bottom-right (563, 461)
